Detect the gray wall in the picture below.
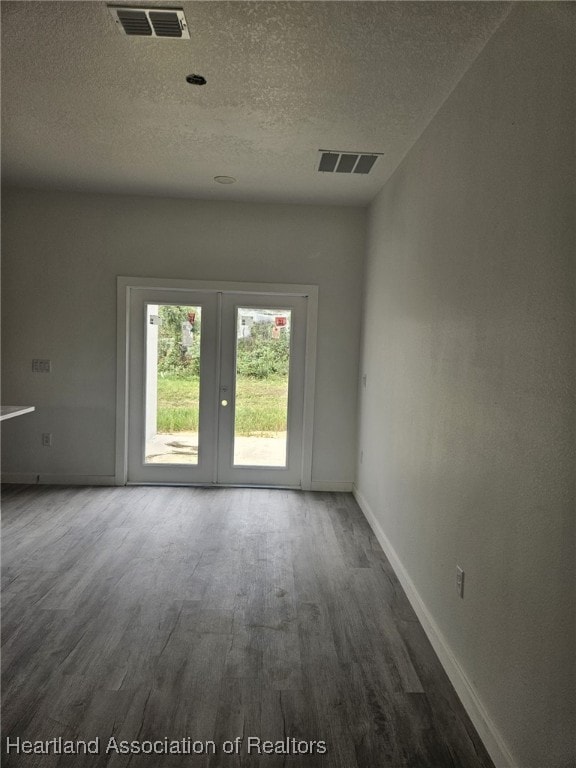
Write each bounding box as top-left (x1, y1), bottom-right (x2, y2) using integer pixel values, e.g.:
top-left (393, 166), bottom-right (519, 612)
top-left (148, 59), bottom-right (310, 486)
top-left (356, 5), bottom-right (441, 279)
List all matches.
top-left (1, 191), bottom-right (366, 487)
top-left (356, 5), bottom-right (575, 767)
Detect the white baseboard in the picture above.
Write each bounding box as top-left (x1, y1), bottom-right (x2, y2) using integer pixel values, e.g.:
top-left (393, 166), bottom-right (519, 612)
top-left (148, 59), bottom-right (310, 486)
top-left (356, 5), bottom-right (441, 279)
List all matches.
top-left (309, 480), bottom-right (354, 492)
top-left (352, 485), bottom-right (517, 768)
top-left (1, 476), bottom-right (352, 492)
top-left (1, 473), bottom-right (38, 485)
top-left (1, 473), bottom-right (117, 486)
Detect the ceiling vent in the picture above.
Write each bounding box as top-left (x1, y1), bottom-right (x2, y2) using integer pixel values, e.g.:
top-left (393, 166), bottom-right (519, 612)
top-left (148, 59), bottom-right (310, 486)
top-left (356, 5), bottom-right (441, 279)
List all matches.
top-left (108, 6), bottom-right (190, 39)
top-left (317, 150), bottom-right (382, 175)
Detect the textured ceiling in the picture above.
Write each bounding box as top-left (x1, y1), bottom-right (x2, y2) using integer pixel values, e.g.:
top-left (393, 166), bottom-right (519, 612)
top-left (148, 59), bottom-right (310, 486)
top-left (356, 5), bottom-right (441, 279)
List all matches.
top-left (1, 1), bottom-right (510, 206)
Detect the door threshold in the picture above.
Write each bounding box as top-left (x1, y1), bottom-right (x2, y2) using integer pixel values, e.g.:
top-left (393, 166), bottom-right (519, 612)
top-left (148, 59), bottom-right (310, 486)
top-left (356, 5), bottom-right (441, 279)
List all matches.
top-left (125, 481), bottom-right (302, 490)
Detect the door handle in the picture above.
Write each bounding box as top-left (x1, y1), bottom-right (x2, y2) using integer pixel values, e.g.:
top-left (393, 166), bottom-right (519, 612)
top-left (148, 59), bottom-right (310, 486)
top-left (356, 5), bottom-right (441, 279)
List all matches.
top-left (220, 385), bottom-right (229, 407)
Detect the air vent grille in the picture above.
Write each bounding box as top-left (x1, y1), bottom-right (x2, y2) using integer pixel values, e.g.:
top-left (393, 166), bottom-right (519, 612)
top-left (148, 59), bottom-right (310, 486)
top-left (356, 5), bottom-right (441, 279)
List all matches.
top-left (116, 10), bottom-right (152, 35)
top-left (317, 150), bottom-right (382, 175)
top-left (149, 11), bottom-right (184, 37)
top-left (108, 6), bottom-right (190, 39)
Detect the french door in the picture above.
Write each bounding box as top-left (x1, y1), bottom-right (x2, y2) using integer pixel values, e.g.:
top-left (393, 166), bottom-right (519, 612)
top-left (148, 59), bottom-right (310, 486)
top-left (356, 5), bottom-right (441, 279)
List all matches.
top-left (126, 287), bottom-right (309, 487)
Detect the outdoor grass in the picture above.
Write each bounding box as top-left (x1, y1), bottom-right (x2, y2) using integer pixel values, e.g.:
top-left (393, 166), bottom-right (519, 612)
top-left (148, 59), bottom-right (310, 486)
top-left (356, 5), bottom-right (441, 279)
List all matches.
top-left (157, 374), bottom-right (288, 435)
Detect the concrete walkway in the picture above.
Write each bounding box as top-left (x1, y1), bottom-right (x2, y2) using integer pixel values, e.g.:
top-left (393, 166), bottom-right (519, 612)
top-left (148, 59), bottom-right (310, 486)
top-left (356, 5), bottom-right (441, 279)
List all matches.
top-left (145, 431), bottom-right (287, 467)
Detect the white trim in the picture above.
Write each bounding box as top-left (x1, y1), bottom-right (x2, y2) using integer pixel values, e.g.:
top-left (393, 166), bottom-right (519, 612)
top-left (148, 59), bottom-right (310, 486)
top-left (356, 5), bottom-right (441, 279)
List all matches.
top-left (2, 474), bottom-right (116, 486)
top-left (126, 481), bottom-right (302, 490)
top-left (115, 281), bottom-right (130, 485)
top-left (116, 277), bottom-right (318, 489)
top-left (301, 289), bottom-right (318, 491)
top-left (352, 485), bottom-right (518, 768)
top-left (309, 481), bottom-right (354, 492)
top-left (117, 276), bottom-right (317, 297)
top-left (1, 473), bottom-right (39, 485)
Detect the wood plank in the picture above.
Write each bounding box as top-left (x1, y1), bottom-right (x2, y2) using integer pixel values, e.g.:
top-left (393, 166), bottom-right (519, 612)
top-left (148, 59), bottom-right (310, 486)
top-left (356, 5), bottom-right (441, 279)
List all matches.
top-left (1, 486), bottom-right (495, 768)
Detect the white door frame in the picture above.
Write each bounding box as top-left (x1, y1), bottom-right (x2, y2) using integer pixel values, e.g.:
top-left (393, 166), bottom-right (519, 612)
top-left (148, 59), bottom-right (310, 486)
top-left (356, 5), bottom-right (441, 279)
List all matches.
top-left (115, 276), bottom-right (318, 489)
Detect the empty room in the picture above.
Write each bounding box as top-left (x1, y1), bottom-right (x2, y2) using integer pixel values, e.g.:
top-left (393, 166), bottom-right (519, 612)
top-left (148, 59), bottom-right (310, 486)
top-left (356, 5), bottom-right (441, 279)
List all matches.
top-left (1, 2), bottom-right (574, 767)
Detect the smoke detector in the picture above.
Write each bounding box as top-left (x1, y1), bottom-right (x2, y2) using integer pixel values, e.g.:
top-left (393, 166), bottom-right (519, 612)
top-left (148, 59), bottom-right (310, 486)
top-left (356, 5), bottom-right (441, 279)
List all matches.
top-left (317, 150), bottom-right (382, 175)
top-left (108, 6), bottom-right (190, 39)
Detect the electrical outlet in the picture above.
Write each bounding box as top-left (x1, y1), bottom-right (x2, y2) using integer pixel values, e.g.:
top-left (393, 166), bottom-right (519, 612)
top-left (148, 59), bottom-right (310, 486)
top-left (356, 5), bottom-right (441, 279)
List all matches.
top-left (362, 373), bottom-right (367, 388)
top-left (456, 565), bottom-right (465, 598)
top-left (360, 450), bottom-right (364, 463)
top-left (41, 433), bottom-right (53, 447)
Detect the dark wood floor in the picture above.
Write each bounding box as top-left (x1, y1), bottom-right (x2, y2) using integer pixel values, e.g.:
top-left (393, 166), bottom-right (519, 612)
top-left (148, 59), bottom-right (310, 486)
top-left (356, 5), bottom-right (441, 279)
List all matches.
top-left (1, 485), bottom-right (495, 768)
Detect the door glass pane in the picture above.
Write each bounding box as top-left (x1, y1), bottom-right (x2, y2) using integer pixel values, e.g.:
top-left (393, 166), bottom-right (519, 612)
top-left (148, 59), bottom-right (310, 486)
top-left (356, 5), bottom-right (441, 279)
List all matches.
top-left (145, 304), bottom-right (201, 464)
top-left (233, 308), bottom-right (291, 467)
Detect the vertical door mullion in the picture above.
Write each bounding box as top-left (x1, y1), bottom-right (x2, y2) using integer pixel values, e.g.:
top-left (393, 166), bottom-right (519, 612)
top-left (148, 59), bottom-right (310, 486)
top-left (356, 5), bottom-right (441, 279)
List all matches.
top-left (212, 291), bottom-right (224, 484)
top-left (216, 294), bottom-right (235, 479)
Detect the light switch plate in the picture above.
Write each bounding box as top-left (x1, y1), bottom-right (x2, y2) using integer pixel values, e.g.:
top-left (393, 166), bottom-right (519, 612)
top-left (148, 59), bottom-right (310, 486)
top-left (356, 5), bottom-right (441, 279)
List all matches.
top-left (32, 359), bottom-right (51, 373)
